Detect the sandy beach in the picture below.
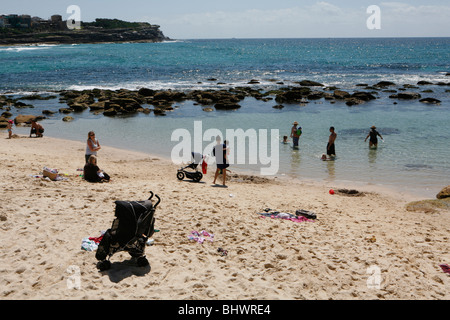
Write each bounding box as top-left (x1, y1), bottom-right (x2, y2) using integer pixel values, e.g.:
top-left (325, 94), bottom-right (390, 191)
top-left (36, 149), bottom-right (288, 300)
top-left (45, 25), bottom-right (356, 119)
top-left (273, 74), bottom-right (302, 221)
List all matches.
top-left (0, 133), bottom-right (449, 300)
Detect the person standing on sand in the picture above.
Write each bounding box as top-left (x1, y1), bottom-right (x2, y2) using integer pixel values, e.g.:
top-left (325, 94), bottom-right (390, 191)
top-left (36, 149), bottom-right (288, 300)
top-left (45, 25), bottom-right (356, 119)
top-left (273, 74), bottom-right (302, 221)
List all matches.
top-left (290, 121), bottom-right (302, 148)
top-left (85, 131), bottom-right (101, 163)
top-left (212, 136), bottom-right (229, 187)
top-left (365, 126), bottom-right (383, 148)
top-left (327, 126), bottom-right (337, 157)
top-left (7, 120), bottom-right (13, 139)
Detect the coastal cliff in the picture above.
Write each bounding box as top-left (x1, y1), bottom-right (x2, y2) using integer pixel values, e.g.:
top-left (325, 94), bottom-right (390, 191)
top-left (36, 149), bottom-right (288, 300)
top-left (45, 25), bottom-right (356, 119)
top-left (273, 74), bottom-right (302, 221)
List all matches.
top-left (0, 18), bottom-right (170, 45)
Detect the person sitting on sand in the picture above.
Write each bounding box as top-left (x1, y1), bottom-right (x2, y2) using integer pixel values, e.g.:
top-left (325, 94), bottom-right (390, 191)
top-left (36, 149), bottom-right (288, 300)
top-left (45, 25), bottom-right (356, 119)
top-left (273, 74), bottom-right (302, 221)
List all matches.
top-left (365, 126), bottom-right (383, 148)
top-left (83, 155), bottom-right (110, 183)
top-left (30, 119), bottom-right (44, 138)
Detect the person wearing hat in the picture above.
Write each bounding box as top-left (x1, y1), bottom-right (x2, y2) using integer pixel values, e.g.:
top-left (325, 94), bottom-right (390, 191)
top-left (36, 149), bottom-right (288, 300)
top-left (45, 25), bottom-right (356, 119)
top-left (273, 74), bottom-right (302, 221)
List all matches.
top-left (290, 121), bottom-right (302, 149)
top-left (7, 120), bottom-right (13, 139)
top-left (365, 126), bottom-right (383, 148)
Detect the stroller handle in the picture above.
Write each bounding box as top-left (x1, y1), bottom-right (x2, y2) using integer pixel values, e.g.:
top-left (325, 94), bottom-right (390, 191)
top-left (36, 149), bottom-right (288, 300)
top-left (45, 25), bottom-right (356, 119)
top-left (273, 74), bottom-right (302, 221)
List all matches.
top-left (148, 191), bottom-right (161, 208)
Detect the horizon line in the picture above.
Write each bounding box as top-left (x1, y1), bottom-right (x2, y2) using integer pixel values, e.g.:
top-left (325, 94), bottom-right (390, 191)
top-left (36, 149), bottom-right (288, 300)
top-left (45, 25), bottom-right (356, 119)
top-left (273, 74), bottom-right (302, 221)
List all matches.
top-left (170, 36), bottom-right (450, 40)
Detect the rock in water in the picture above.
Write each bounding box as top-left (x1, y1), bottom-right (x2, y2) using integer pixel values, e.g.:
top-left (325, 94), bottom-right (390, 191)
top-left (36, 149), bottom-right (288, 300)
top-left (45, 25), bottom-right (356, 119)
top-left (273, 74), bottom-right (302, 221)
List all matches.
top-left (436, 185), bottom-right (450, 199)
top-left (397, 92), bottom-right (422, 99)
top-left (419, 97), bottom-right (441, 104)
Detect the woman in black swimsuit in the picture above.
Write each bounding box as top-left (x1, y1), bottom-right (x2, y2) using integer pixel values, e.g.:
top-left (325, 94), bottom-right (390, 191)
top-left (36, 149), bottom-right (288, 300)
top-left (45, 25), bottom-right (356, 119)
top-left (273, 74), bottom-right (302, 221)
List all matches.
top-left (365, 126), bottom-right (383, 148)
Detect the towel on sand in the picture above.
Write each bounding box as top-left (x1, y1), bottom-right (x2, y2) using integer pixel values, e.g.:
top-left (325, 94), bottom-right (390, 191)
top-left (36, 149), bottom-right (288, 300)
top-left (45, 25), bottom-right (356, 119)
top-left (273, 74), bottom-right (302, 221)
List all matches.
top-left (188, 230), bottom-right (214, 244)
top-left (257, 211), bottom-right (313, 223)
top-left (440, 264), bottom-right (450, 275)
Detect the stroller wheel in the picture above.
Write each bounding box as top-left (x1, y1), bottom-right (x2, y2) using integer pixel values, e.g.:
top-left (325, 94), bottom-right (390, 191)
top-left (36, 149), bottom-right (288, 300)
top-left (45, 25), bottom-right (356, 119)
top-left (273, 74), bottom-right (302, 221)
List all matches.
top-left (177, 171), bottom-right (185, 181)
top-left (137, 256), bottom-right (149, 267)
top-left (193, 172), bottom-right (203, 182)
top-left (97, 260), bottom-right (111, 271)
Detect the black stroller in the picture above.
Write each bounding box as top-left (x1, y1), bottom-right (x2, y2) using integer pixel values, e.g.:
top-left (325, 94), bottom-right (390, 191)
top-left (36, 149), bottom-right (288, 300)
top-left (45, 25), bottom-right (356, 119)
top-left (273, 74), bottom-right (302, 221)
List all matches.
top-left (95, 191), bottom-right (160, 271)
top-left (176, 152), bottom-right (204, 182)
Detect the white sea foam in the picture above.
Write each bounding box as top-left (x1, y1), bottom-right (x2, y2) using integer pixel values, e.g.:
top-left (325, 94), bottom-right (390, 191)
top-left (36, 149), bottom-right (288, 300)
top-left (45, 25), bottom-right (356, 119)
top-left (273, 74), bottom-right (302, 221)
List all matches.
top-left (0, 43), bottom-right (62, 52)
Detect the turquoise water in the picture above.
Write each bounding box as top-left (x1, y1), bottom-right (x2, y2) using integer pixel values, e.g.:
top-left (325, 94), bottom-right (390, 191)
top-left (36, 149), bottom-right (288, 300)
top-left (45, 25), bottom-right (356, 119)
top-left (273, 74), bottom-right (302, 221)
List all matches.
top-left (2, 38), bottom-right (450, 198)
top-left (1, 38), bottom-right (450, 92)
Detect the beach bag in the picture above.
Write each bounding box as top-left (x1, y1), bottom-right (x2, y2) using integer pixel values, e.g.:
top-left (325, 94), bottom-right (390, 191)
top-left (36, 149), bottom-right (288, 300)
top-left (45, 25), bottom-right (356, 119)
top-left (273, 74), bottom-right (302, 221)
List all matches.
top-left (295, 209), bottom-right (316, 220)
top-left (43, 167), bottom-right (58, 181)
top-left (296, 128), bottom-right (302, 136)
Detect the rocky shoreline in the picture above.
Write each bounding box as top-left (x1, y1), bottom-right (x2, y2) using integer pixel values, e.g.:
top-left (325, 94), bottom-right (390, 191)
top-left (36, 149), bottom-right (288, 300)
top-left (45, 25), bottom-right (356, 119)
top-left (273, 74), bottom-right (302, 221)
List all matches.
top-left (0, 26), bottom-right (169, 46)
top-left (0, 78), bottom-right (449, 126)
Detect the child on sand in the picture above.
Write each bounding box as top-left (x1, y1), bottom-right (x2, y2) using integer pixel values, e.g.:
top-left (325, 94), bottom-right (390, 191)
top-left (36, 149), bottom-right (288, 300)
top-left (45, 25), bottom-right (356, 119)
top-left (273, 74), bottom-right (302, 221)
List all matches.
top-left (7, 120), bottom-right (13, 139)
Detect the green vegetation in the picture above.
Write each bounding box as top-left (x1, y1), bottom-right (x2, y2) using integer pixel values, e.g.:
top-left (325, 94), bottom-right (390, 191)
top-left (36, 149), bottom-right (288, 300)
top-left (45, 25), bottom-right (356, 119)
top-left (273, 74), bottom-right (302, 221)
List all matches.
top-left (82, 18), bottom-right (150, 29)
top-left (0, 28), bottom-right (31, 34)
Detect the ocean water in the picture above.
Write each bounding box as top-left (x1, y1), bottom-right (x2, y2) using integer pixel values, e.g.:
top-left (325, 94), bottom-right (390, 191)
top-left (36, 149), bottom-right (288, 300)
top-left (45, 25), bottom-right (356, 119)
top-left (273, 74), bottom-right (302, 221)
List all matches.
top-left (1, 38), bottom-right (450, 198)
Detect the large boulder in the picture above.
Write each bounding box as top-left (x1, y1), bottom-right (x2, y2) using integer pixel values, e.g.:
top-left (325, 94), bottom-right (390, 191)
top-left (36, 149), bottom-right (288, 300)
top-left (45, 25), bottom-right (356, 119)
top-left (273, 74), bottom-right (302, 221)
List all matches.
top-left (275, 87), bottom-right (311, 103)
top-left (436, 186), bottom-right (450, 199)
top-left (307, 91), bottom-right (324, 100)
top-left (89, 101), bottom-right (108, 111)
top-left (103, 108), bottom-right (117, 116)
top-left (71, 93), bottom-right (95, 105)
top-left (14, 114), bottom-right (36, 124)
top-left (214, 101), bottom-right (241, 110)
top-left (153, 108), bottom-right (166, 116)
top-left (397, 92), bottom-right (421, 99)
top-left (298, 80), bottom-right (324, 87)
top-left (419, 97), bottom-right (441, 104)
top-left (110, 98), bottom-right (141, 108)
top-left (62, 116), bottom-right (74, 122)
top-left (351, 91), bottom-right (377, 101)
top-left (69, 103), bottom-right (88, 112)
top-left (375, 81), bottom-right (396, 87)
top-left (59, 108), bottom-right (73, 114)
top-left (333, 90), bottom-right (351, 99)
top-left (153, 91), bottom-right (174, 101)
top-left (345, 97), bottom-right (365, 106)
top-left (138, 87), bottom-right (156, 97)
top-left (59, 90), bottom-right (82, 100)
top-left (0, 116), bottom-right (9, 128)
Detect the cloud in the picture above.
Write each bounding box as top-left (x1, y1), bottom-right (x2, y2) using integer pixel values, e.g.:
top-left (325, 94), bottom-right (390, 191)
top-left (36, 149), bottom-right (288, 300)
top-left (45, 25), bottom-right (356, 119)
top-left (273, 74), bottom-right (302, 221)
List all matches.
top-left (380, 2), bottom-right (450, 20)
top-left (378, 2), bottom-right (450, 35)
top-left (150, 1), bottom-right (450, 38)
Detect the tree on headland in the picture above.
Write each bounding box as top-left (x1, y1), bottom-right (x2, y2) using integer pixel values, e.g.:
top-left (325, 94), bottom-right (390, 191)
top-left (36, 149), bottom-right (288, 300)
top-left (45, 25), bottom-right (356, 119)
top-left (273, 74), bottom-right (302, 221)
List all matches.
top-left (82, 18), bottom-right (153, 29)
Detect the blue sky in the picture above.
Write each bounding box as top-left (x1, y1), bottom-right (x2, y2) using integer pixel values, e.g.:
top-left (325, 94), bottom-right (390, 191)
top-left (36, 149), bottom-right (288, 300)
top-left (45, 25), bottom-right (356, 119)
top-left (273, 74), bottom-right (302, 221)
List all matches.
top-left (2, 1), bottom-right (450, 39)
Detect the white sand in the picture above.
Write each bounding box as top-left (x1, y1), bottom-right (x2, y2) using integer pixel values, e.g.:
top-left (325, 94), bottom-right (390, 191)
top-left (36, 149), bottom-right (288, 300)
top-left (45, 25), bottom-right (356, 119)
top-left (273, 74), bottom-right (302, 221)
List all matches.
top-left (0, 134), bottom-right (449, 300)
